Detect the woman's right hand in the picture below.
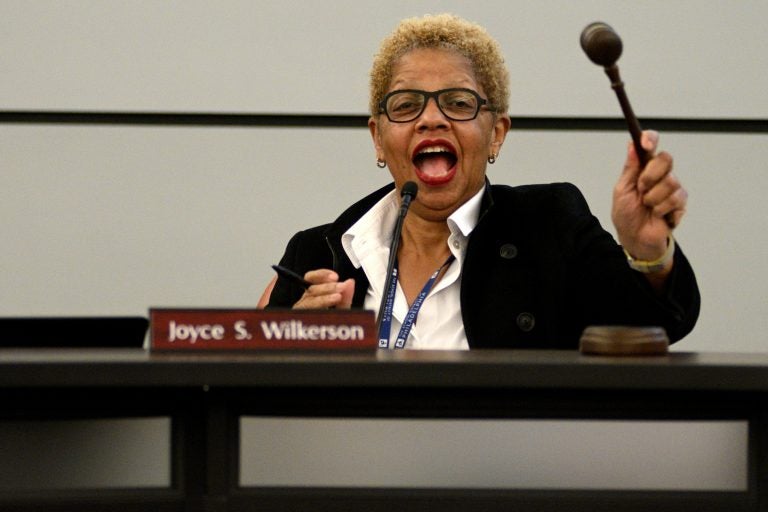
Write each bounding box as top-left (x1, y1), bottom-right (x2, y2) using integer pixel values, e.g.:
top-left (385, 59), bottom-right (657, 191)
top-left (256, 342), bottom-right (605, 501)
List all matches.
top-left (293, 269), bottom-right (355, 309)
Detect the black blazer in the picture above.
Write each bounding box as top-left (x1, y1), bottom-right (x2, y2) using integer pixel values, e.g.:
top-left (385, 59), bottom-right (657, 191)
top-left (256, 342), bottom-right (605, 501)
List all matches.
top-left (267, 182), bottom-right (700, 349)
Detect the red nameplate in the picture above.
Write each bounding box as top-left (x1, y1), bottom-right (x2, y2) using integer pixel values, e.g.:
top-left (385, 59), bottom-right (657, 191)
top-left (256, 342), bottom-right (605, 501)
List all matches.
top-left (150, 308), bottom-right (376, 351)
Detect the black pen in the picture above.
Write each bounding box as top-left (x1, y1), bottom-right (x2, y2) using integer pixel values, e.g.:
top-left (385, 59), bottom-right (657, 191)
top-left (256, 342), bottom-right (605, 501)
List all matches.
top-left (271, 264), bottom-right (312, 289)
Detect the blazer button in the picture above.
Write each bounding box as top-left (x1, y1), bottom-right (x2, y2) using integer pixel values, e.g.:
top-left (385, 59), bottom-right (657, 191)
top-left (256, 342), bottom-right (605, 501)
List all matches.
top-left (500, 243), bottom-right (518, 259)
top-left (516, 312), bottom-right (535, 332)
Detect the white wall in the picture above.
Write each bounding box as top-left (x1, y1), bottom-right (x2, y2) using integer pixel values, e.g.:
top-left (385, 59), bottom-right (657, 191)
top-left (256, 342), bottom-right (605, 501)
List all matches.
top-left (2, 0), bottom-right (767, 352)
top-left (2, 0), bottom-right (766, 117)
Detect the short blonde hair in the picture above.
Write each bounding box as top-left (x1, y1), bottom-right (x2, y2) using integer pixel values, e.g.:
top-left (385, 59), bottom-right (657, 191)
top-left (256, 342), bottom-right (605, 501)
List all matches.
top-left (369, 13), bottom-right (510, 117)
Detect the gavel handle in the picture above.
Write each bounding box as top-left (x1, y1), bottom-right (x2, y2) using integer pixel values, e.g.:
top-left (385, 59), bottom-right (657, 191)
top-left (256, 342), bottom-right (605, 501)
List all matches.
top-left (604, 65), bottom-right (648, 167)
top-left (605, 65), bottom-right (676, 228)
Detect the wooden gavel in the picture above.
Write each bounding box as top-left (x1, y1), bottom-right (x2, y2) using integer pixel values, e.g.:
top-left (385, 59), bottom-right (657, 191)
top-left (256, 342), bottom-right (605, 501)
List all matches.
top-left (578, 22), bottom-right (671, 355)
top-left (580, 22), bottom-right (648, 167)
top-left (581, 21), bottom-right (676, 229)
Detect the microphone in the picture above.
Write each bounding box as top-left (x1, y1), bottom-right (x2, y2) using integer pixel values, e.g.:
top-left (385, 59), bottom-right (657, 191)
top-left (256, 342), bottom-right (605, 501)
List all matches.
top-left (580, 22), bottom-right (647, 168)
top-left (375, 181), bottom-right (418, 342)
top-left (398, 181), bottom-right (419, 213)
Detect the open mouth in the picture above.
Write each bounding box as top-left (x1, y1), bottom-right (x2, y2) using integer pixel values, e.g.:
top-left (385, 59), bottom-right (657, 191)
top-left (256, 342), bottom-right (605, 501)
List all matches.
top-left (412, 142), bottom-right (458, 185)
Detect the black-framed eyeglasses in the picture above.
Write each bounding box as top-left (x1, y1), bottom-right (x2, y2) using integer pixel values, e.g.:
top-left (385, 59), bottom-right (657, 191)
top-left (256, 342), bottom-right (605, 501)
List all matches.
top-left (378, 88), bottom-right (492, 123)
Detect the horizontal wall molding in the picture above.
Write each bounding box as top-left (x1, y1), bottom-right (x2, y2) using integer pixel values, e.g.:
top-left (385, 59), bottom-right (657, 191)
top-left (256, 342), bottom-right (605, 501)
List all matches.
top-left (0, 111), bottom-right (765, 133)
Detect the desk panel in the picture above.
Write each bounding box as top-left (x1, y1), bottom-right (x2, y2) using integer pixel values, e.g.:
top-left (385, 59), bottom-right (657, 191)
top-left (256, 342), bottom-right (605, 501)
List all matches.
top-left (0, 349), bottom-right (766, 511)
top-left (0, 418), bottom-right (170, 491)
top-left (240, 417), bottom-right (747, 490)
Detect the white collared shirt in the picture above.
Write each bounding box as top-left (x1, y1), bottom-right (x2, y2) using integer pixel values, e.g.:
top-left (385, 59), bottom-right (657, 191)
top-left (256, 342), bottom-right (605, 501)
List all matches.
top-left (341, 187), bottom-right (484, 350)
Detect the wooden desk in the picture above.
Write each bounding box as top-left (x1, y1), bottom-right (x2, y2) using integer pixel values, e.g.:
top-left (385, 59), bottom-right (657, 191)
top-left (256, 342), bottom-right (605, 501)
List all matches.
top-left (1, 348), bottom-right (767, 511)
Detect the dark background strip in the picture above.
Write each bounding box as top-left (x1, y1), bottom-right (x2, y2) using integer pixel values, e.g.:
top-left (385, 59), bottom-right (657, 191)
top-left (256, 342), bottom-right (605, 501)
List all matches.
top-left (0, 111), bottom-right (766, 133)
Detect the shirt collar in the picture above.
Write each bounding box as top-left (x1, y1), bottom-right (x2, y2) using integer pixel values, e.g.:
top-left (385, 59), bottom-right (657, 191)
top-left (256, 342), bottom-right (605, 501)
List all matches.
top-left (342, 184), bottom-right (485, 269)
top-left (447, 186), bottom-right (484, 239)
top-left (342, 189), bottom-right (399, 268)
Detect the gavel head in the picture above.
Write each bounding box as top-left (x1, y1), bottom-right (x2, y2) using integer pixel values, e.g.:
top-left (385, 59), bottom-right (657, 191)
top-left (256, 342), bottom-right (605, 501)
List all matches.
top-left (580, 22), bottom-right (623, 67)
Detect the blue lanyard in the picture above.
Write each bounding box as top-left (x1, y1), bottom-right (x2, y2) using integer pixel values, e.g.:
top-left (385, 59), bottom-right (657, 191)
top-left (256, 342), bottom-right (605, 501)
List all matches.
top-left (377, 255), bottom-right (455, 349)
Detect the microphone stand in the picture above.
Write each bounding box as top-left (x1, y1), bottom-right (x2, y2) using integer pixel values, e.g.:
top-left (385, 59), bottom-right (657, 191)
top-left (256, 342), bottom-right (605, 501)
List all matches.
top-left (375, 182), bottom-right (418, 345)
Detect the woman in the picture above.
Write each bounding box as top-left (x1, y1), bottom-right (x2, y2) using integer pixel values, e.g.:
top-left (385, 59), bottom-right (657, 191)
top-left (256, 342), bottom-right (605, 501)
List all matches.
top-left (265, 14), bottom-right (699, 350)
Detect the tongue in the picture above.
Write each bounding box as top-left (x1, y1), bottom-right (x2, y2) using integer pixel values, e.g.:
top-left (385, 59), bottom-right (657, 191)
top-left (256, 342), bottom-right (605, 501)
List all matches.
top-left (417, 154), bottom-right (452, 177)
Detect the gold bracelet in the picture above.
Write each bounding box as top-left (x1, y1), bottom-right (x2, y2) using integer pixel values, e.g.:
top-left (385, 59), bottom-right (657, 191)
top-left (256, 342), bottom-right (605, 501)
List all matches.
top-left (623, 235), bottom-right (675, 274)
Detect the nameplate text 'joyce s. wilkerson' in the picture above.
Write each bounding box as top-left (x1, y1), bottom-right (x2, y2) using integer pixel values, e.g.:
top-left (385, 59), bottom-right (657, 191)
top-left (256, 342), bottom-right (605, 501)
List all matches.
top-left (149, 308), bottom-right (376, 350)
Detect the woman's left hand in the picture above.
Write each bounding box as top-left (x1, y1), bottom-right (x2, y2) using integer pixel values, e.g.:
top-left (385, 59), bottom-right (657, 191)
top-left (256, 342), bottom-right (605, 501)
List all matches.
top-left (612, 130), bottom-right (687, 263)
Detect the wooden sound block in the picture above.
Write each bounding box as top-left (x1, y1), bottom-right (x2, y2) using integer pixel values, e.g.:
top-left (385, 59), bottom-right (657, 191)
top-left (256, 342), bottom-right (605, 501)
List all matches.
top-left (579, 325), bottom-right (669, 356)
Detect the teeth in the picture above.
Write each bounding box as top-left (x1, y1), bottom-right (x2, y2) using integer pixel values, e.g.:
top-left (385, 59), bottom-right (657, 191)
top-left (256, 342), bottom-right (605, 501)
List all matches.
top-left (418, 146), bottom-right (451, 155)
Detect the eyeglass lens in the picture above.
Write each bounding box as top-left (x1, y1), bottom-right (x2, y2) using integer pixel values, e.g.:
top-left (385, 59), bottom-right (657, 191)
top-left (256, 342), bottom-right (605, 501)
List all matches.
top-left (385, 89), bottom-right (480, 122)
